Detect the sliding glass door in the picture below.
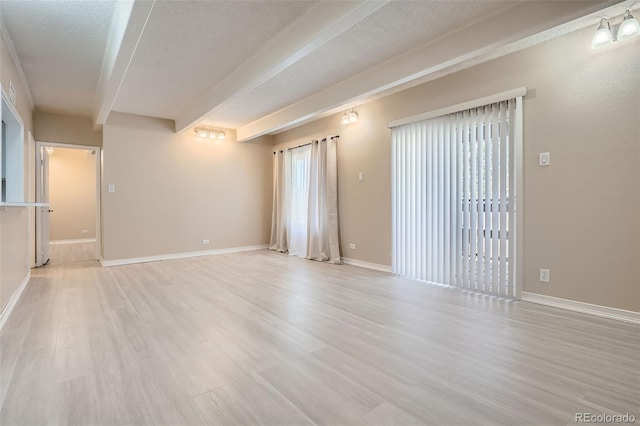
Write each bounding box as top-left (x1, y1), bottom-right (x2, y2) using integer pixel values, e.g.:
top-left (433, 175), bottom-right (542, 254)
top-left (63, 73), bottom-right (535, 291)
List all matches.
top-left (391, 97), bottom-right (522, 298)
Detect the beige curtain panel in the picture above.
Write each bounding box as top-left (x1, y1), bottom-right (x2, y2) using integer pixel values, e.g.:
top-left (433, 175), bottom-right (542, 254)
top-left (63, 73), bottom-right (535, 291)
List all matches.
top-left (270, 137), bottom-right (340, 263)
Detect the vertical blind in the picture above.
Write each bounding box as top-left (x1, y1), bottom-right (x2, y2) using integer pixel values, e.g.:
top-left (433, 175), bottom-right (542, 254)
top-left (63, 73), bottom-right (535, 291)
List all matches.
top-left (391, 98), bottom-right (519, 297)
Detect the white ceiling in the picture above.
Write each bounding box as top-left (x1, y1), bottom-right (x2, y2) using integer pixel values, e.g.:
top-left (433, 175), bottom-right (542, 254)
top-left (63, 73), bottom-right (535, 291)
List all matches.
top-left (0, 0), bottom-right (115, 116)
top-left (112, 0), bottom-right (316, 120)
top-left (0, 0), bottom-right (624, 140)
top-left (208, 1), bottom-right (510, 127)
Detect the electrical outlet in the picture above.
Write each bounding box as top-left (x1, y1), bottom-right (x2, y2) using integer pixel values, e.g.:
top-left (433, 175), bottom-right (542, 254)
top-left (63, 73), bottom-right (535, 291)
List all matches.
top-left (202, 239), bottom-right (210, 245)
top-left (349, 243), bottom-right (356, 249)
top-left (81, 229), bottom-right (89, 234)
top-left (539, 268), bottom-right (550, 283)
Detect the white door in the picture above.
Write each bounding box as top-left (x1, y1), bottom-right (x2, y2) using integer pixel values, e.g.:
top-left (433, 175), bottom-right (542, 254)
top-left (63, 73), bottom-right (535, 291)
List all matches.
top-left (35, 146), bottom-right (51, 266)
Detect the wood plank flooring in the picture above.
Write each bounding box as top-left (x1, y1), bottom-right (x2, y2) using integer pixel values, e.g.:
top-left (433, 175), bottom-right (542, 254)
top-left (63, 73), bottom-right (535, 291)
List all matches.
top-left (1, 248), bottom-right (638, 425)
top-left (49, 242), bottom-right (96, 265)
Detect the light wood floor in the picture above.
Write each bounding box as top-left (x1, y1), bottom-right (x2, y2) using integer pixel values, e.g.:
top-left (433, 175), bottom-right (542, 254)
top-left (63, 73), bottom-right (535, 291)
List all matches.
top-left (1, 250), bottom-right (638, 425)
top-left (49, 242), bottom-right (96, 265)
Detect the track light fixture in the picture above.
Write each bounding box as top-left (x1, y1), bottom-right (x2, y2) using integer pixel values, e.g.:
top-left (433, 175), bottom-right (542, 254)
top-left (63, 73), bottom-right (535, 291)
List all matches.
top-left (341, 108), bottom-right (359, 125)
top-left (592, 9), bottom-right (639, 49)
top-left (194, 127), bottom-right (226, 140)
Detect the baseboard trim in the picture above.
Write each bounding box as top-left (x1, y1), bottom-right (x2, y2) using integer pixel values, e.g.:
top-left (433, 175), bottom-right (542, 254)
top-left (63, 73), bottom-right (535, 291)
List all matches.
top-left (0, 271), bottom-right (30, 331)
top-left (341, 257), bottom-right (392, 273)
top-left (521, 291), bottom-right (640, 324)
top-left (50, 238), bottom-right (96, 245)
top-left (101, 244), bottom-right (269, 267)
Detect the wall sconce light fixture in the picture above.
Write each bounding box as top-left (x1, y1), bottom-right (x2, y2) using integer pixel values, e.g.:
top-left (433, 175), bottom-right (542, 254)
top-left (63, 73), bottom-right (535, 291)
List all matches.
top-left (194, 127), bottom-right (226, 140)
top-left (592, 9), bottom-right (639, 49)
top-left (619, 9), bottom-right (640, 39)
top-left (341, 108), bottom-right (359, 125)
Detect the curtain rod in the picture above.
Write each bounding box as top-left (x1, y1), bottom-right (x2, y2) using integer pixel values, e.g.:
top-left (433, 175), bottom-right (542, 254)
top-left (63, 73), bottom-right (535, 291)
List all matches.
top-left (273, 135), bottom-right (339, 154)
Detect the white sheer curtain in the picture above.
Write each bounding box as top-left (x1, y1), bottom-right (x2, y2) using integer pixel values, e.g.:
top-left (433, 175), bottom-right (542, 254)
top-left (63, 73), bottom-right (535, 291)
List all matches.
top-left (269, 137), bottom-right (341, 263)
top-left (288, 145), bottom-right (311, 257)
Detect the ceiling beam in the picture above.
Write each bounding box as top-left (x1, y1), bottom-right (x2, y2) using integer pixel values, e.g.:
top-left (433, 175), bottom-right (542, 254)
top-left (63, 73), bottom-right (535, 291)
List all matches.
top-left (92, 0), bottom-right (155, 130)
top-left (174, 0), bottom-right (390, 134)
top-left (236, 0), bottom-right (620, 142)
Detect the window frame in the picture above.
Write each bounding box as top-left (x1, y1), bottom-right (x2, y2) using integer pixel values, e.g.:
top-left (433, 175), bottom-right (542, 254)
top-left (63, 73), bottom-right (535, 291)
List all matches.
top-left (1, 85), bottom-right (25, 204)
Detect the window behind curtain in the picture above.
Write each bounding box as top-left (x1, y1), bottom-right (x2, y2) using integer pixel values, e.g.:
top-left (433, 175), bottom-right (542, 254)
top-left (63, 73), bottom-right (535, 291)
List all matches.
top-left (287, 145), bottom-right (311, 257)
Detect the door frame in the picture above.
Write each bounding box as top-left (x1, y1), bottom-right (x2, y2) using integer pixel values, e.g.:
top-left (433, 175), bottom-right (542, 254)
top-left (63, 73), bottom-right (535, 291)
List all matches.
top-left (35, 141), bottom-right (101, 264)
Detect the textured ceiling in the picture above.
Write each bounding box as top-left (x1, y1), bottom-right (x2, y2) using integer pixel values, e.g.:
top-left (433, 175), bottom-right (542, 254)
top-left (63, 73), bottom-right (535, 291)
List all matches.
top-left (1, 0), bottom-right (616, 134)
top-left (208, 0), bottom-right (510, 127)
top-left (0, 0), bottom-right (115, 116)
top-left (111, 0), bottom-right (317, 120)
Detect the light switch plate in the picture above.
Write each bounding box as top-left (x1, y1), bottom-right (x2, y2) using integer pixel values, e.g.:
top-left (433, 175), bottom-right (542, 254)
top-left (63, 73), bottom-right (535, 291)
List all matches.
top-left (108, 185), bottom-right (115, 193)
top-left (539, 152), bottom-right (551, 166)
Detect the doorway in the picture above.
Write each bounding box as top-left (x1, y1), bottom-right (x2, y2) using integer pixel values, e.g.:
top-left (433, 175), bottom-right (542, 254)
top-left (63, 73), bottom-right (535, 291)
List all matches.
top-left (35, 142), bottom-right (101, 266)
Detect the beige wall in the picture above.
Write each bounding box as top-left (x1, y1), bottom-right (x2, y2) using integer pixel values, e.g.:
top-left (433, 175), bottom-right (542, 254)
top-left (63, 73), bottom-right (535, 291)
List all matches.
top-left (34, 110), bottom-right (102, 147)
top-left (102, 112), bottom-right (273, 261)
top-left (274, 114), bottom-right (391, 267)
top-left (0, 27), bottom-right (34, 311)
top-left (48, 147), bottom-right (96, 241)
top-left (275, 26), bottom-right (640, 312)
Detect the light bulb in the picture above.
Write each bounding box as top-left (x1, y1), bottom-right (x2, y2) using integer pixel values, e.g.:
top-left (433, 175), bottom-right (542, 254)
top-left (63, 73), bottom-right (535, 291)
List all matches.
top-left (618, 10), bottom-right (640, 40)
top-left (209, 130), bottom-right (217, 139)
top-left (218, 131), bottom-right (225, 140)
top-left (349, 109), bottom-right (359, 123)
top-left (197, 128), bottom-right (207, 138)
top-left (591, 19), bottom-right (613, 49)
top-left (341, 111), bottom-right (350, 125)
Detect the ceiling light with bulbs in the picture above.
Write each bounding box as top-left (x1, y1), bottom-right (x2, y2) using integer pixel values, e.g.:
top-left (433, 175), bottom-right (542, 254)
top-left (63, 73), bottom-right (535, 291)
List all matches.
top-left (341, 108), bottom-right (359, 125)
top-left (194, 127), bottom-right (226, 140)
